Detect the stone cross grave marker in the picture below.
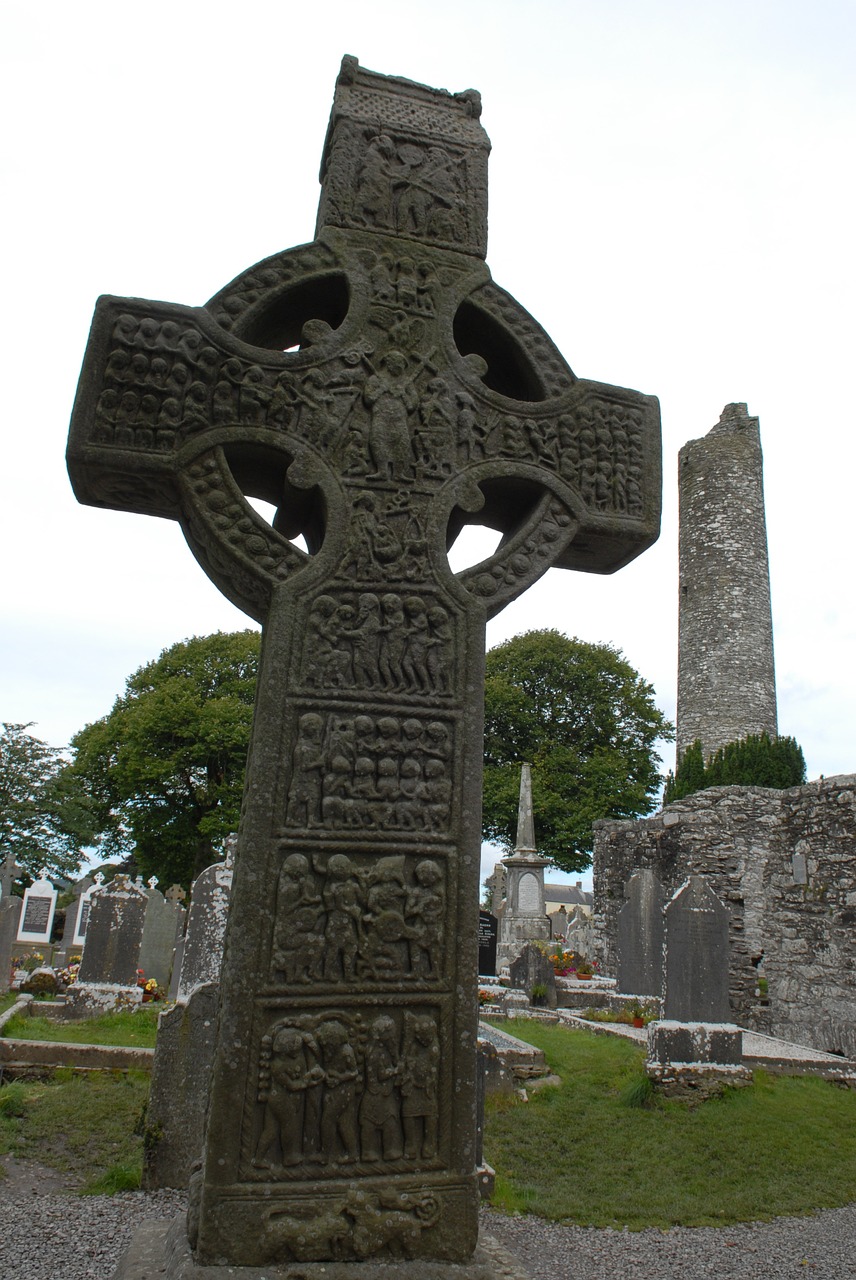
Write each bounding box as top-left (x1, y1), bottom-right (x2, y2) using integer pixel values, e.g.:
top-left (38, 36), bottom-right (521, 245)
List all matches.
top-left (0, 854), bottom-right (23, 899)
top-left (663, 875), bottom-right (731, 1022)
top-left (67, 57), bottom-right (661, 1271)
top-left (616, 867), bottom-right (665, 997)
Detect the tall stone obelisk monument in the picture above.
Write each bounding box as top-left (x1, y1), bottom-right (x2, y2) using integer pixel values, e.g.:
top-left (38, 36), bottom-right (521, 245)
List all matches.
top-left (676, 402), bottom-right (777, 760)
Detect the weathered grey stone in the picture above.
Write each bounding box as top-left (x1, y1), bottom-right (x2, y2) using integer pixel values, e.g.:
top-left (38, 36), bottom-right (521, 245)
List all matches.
top-left (69, 56), bottom-right (661, 1274)
top-left (647, 1020), bottom-right (743, 1066)
top-left (677, 403), bottom-right (777, 759)
top-left (663, 876), bottom-right (730, 1022)
top-left (139, 881), bottom-right (185, 991)
top-left (616, 868), bottom-right (664, 997)
top-left (508, 943), bottom-right (556, 1009)
top-left (0, 896), bottom-right (23, 993)
top-left (176, 861), bottom-right (232, 1000)
top-left (595, 775), bottom-right (856, 1058)
top-left (144, 982), bottom-right (220, 1190)
top-left (77, 874), bottom-right (148, 986)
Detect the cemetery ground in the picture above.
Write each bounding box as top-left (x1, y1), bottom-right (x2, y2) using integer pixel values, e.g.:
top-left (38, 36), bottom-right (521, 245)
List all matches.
top-left (2, 1011), bottom-right (856, 1231)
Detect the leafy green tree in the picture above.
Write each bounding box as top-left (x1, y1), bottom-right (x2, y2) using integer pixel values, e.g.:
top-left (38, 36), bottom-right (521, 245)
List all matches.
top-left (67, 631), bottom-right (261, 887)
top-left (482, 630), bottom-right (673, 873)
top-left (663, 732), bottom-right (806, 804)
top-left (0, 722), bottom-right (95, 882)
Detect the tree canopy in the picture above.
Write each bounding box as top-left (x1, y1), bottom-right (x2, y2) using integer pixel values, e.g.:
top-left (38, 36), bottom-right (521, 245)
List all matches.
top-left (663, 733), bottom-right (806, 805)
top-left (0, 722), bottom-right (95, 882)
top-left (67, 631), bottom-right (261, 887)
top-left (482, 630), bottom-right (673, 873)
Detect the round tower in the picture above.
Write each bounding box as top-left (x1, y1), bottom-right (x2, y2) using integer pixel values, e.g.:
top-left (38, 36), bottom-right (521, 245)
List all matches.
top-left (677, 402), bottom-right (777, 760)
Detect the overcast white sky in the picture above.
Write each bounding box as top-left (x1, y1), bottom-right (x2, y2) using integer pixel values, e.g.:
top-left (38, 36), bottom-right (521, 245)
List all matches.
top-left (2, 1), bottom-right (854, 887)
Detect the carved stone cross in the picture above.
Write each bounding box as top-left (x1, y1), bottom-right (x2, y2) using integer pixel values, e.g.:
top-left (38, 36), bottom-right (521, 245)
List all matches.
top-left (68, 58), bottom-right (660, 1272)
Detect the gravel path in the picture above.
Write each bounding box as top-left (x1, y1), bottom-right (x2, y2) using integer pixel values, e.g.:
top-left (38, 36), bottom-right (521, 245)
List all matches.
top-left (1, 1185), bottom-right (854, 1280)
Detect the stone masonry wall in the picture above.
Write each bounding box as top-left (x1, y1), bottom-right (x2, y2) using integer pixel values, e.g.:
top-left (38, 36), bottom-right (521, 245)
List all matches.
top-left (677, 403), bottom-right (777, 759)
top-left (593, 776), bottom-right (856, 1058)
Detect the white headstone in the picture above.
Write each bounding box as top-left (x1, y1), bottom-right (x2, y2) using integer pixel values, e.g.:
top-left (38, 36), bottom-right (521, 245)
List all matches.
top-left (16, 870), bottom-right (57, 946)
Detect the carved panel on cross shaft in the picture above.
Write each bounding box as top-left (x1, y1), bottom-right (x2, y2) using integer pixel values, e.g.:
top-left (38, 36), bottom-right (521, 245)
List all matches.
top-left (250, 1007), bottom-right (441, 1176)
top-left (300, 589), bottom-right (453, 697)
top-left (270, 850), bottom-right (446, 986)
top-left (284, 711), bottom-right (453, 836)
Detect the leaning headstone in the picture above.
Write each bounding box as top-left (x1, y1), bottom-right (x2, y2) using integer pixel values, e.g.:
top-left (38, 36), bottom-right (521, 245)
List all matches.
top-left (175, 857), bottom-right (233, 1000)
top-left (143, 982), bottom-right (220, 1190)
top-left (16, 869), bottom-right (58, 948)
top-left (616, 868), bottom-right (665, 997)
top-left (138, 877), bottom-right (185, 990)
top-left (0, 896), bottom-right (24, 993)
top-left (478, 910), bottom-right (498, 977)
top-left (509, 942), bottom-right (557, 1009)
top-left (69, 56), bottom-right (661, 1274)
top-left (70, 874), bottom-right (148, 1010)
top-left (663, 876), bottom-right (730, 1022)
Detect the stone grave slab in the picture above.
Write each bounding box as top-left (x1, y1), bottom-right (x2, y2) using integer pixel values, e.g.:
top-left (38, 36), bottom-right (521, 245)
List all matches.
top-left (176, 857), bottom-right (233, 1000)
top-left (68, 55), bottom-right (661, 1276)
top-left (139, 877), bottom-right (185, 990)
top-left (15, 870), bottom-right (57, 947)
top-left (75, 874), bottom-right (148, 999)
top-left (616, 867), bottom-right (665, 996)
top-left (478, 911), bottom-right (497, 977)
top-left (0, 897), bottom-right (24, 993)
top-left (663, 876), bottom-right (730, 1022)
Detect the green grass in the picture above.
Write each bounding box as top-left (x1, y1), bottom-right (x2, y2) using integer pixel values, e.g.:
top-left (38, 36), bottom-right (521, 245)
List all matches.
top-left (0, 1069), bottom-right (149, 1193)
top-left (2, 1006), bottom-right (160, 1048)
top-left (483, 1019), bottom-right (856, 1230)
top-left (0, 993), bottom-right (18, 1017)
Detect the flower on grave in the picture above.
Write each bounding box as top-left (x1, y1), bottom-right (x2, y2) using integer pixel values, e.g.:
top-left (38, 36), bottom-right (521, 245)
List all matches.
top-left (478, 988), bottom-right (496, 1007)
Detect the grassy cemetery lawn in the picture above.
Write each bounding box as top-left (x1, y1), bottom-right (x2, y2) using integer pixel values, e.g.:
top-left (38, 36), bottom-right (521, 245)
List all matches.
top-left (484, 1020), bottom-right (856, 1229)
top-left (0, 1069), bottom-right (150, 1193)
top-left (0, 993), bottom-right (17, 1016)
top-left (1, 1005), bottom-right (160, 1048)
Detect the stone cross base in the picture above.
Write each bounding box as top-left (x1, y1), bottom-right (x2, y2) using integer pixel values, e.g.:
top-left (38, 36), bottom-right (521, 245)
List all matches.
top-left (114, 1217), bottom-right (530, 1280)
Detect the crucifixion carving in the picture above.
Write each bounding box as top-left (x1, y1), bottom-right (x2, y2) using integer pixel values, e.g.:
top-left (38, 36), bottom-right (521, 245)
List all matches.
top-left (68, 57), bottom-right (660, 1271)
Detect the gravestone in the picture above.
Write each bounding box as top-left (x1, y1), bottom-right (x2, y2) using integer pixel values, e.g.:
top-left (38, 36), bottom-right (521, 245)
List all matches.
top-left (76, 874), bottom-right (148, 987)
top-left (144, 981), bottom-right (220, 1190)
top-left (478, 910), bottom-right (498, 976)
top-left (663, 876), bottom-right (730, 1022)
top-left (68, 57), bottom-right (661, 1274)
top-left (616, 868), bottom-right (665, 997)
top-left (0, 897), bottom-right (24, 993)
top-left (175, 855), bottom-right (233, 1000)
top-left (138, 877), bottom-right (185, 989)
top-left (0, 854), bottom-right (23, 901)
top-left (16, 870), bottom-right (58, 947)
top-left (508, 942), bottom-right (557, 1009)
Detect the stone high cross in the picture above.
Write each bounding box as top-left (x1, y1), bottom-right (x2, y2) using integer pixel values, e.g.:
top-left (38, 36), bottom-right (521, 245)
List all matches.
top-left (68, 59), bottom-right (660, 1272)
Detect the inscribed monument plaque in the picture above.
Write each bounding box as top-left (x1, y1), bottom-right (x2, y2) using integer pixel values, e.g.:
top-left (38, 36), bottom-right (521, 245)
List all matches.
top-left (68, 58), bottom-right (661, 1273)
top-left (16, 871), bottom-right (57, 946)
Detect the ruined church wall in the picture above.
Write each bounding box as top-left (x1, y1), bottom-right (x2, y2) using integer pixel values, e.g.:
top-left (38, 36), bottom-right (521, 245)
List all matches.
top-left (593, 776), bottom-right (856, 1058)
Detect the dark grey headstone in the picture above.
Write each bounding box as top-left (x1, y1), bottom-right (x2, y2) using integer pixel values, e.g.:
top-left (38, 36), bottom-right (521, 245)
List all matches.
top-left (663, 876), bottom-right (730, 1022)
top-left (77, 875), bottom-right (149, 985)
top-left (143, 982), bottom-right (219, 1189)
top-left (478, 911), bottom-right (498, 976)
top-left (0, 897), bottom-right (23, 993)
top-left (176, 861), bottom-right (232, 999)
top-left (617, 868), bottom-right (665, 996)
top-left (508, 942), bottom-right (557, 1008)
top-left (138, 885), bottom-right (185, 990)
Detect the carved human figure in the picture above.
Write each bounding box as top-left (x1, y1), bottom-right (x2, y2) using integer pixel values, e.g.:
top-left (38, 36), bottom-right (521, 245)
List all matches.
top-left (323, 855), bottom-right (363, 981)
top-left (272, 854), bottom-right (324, 983)
top-left (317, 1019), bottom-right (360, 1163)
top-left (400, 1014), bottom-right (440, 1160)
top-left (343, 593), bottom-right (382, 688)
top-left (254, 1026), bottom-right (324, 1169)
top-left (405, 860), bottom-right (445, 978)
top-left (359, 1015), bottom-right (403, 1161)
top-left (363, 351), bottom-right (418, 481)
top-left (355, 133), bottom-right (397, 229)
top-left (425, 606), bottom-right (452, 692)
top-left (378, 594), bottom-right (407, 690)
top-left (363, 858), bottom-right (408, 978)
top-left (286, 713), bottom-right (326, 827)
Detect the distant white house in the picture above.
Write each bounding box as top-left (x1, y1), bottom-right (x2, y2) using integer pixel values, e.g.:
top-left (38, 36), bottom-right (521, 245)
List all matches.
top-left (544, 882), bottom-right (593, 919)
